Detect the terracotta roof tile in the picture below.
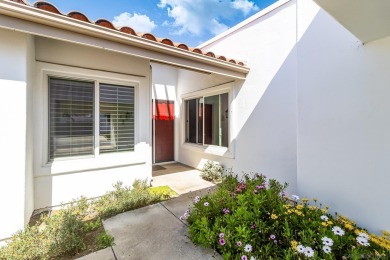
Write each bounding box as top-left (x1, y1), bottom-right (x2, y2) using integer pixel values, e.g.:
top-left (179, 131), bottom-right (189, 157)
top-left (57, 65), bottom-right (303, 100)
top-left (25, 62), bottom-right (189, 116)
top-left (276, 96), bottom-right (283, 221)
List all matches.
top-left (10, 0), bottom-right (246, 67)
top-left (139, 33), bottom-right (157, 41)
top-left (159, 38), bottom-right (174, 46)
top-left (68, 11), bottom-right (91, 23)
top-left (95, 19), bottom-right (116, 30)
top-left (120, 26), bottom-right (136, 35)
top-left (190, 48), bottom-right (203, 54)
top-left (218, 55), bottom-right (227, 61)
top-left (34, 1), bottom-right (60, 14)
top-left (175, 43), bottom-right (189, 51)
top-left (206, 51), bottom-right (216, 58)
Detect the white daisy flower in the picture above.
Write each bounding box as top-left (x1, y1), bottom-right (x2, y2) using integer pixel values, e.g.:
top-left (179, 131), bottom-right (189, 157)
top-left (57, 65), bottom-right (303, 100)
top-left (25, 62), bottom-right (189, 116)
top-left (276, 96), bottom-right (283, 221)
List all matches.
top-left (358, 232), bottom-right (369, 240)
top-left (244, 244), bottom-right (252, 253)
top-left (320, 215), bottom-right (329, 221)
top-left (304, 246), bottom-right (314, 258)
top-left (321, 237), bottom-right (334, 246)
top-left (250, 257), bottom-right (257, 260)
top-left (0, 241), bottom-right (7, 248)
top-left (356, 236), bottom-right (370, 246)
top-left (296, 244), bottom-right (305, 253)
top-left (332, 226), bottom-right (345, 236)
top-left (323, 245), bottom-right (331, 254)
top-left (292, 195), bottom-right (300, 201)
top-left (193, 196), bottom-right (200, 203)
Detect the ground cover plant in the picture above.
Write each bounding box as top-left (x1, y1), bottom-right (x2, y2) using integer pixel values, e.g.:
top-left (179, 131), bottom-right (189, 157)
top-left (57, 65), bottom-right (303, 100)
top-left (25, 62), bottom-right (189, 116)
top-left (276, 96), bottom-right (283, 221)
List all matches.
top-left (185, 174), bottom-right (390, 259)
top-left (201, 160), bottom-right (224, 183)
top-left (0, 180), bottom-right (176, 260)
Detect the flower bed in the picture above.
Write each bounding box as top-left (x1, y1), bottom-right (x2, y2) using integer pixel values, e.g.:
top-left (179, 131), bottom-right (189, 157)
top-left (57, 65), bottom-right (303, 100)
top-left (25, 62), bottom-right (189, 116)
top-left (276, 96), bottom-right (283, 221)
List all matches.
top-left (0, 180), bottom-right (176, 260)
top-left (185, 174), bottom-right (390, 259)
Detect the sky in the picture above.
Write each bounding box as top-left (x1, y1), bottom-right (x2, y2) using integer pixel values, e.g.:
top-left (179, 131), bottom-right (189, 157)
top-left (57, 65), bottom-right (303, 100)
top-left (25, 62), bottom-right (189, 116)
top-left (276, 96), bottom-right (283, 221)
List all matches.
top-left (41, 0), bottom-right (277, 47)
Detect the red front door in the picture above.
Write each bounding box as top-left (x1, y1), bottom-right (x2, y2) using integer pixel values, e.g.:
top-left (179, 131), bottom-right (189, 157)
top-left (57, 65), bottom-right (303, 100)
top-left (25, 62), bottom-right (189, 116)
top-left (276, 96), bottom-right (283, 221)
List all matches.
top-left (153, 99), bottom-right (174, 163)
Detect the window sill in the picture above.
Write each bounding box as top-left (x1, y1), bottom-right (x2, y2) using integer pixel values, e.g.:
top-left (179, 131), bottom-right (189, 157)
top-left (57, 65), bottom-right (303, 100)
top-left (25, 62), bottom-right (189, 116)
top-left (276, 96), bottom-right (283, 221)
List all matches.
top-left (36, 145), bottom-right (148, 177)
top-left (182, 143), bottom-right (234, 159)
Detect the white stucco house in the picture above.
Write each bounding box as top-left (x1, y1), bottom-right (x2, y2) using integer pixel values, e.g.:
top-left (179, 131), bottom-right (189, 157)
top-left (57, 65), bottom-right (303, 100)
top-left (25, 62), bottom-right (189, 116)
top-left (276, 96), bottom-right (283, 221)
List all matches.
top-left (0, 0), bottom-right (389, 240)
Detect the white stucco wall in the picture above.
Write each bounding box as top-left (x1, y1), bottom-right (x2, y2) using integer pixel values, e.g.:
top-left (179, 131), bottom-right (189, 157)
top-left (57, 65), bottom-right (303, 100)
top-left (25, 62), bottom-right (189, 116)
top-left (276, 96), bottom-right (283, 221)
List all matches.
top-left (0, 29), bottom-right (34, 239)
top-left (151, 63), bottom-right (178, 103)
top-left (297, 0), bottom-right (390, 233)
top-left (32, 37), bottom-right (152, 209)
top-left (176, 0), bottom-right (390, 234)
top-left (25, 32), bottom-right (35, 230)
top-left (178, 0), bottom-right (298, 192)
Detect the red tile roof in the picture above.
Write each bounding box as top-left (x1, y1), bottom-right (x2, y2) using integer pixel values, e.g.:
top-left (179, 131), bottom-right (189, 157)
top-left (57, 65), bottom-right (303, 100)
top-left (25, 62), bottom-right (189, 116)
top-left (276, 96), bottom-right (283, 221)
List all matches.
top-left (10, 0), bottom-right (245, 67)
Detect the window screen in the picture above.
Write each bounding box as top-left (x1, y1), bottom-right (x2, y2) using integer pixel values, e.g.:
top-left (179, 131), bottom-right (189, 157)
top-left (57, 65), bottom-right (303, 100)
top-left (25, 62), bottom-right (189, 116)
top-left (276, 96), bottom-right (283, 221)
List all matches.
top-left (99, 84), bottom-right (134, 153)
top-left (49, 78), bottom-right (94, 159)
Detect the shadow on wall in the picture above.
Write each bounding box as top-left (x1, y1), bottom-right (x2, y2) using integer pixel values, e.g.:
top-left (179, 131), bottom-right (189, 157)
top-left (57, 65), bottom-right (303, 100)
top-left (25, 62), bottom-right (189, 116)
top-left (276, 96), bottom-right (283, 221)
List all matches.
top-left (182, 8), bottom-right (390, 237)
top-left (178, 0), bottom-right (299, 194)
top-left (232, 46), bottom-right (298, 191)
top-left (180, 43), bottom-right (298, 194)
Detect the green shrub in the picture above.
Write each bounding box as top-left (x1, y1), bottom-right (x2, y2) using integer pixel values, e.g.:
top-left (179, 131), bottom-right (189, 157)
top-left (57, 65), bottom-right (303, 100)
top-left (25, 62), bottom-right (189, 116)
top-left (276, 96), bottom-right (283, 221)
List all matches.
top-left (94, 180), bottom-right (164, 218)
top-left (201, 161), bottom-right (223, 183)
top-left (83, 217), bottom-right (102, 232)
top-left (0, 179), bottom-right (177, 260)
top-left (97, 231), bottom-right (115, 249)
top-left (43, 209), bottom-right (85, 257)
top-left (149, 185), bottom-right (178, 200)
top-left (186, 173), bottom-right (390, 260)
top-left (0, 206), bottom-right (85, 259)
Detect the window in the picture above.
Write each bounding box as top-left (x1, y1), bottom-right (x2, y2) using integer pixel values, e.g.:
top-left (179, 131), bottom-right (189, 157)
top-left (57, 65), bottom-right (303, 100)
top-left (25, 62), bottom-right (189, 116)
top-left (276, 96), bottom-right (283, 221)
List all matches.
top-left (99, 84), bottom-right (134, 153)
top-left (185, 93), bottom-right (229, 147)
top-left (49, 78), bottom-right (94, 159)
top-left (49, 77), bottom-right (134, 160)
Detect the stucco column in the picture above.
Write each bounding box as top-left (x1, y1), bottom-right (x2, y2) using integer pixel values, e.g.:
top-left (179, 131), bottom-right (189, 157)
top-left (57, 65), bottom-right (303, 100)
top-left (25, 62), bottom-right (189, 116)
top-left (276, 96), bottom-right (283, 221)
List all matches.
top-left (0, 29), bottom-right (34, 239)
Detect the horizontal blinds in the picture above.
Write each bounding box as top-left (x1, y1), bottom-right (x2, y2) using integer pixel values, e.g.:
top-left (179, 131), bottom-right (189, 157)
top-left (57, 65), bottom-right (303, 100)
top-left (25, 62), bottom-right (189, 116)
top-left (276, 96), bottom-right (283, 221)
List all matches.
top-left (49, 78), bottom-right (94, 159)
top-left (100, 84), bottom-right (134, 153)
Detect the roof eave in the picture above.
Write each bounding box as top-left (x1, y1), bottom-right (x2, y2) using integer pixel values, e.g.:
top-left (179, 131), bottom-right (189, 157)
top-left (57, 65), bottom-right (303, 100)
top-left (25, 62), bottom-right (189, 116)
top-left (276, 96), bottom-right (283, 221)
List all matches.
top-left (0, 0), bottom-right (249, 76)
top-left (314, 0), bottom-right (390, 43)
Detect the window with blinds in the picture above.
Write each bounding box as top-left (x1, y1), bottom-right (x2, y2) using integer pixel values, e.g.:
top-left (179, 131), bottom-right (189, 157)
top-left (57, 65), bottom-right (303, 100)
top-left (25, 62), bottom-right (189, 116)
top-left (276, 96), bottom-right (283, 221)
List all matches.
top-left (49, 78), bottom-right (94, 159)
top-left (99, 84), bottom-right (134, 153)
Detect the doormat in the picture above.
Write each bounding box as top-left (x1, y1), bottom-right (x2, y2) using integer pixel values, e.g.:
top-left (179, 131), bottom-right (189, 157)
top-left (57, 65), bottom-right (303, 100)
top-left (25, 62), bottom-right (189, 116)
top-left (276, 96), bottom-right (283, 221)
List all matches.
top-left (152, 165), bottom-right (166, 171)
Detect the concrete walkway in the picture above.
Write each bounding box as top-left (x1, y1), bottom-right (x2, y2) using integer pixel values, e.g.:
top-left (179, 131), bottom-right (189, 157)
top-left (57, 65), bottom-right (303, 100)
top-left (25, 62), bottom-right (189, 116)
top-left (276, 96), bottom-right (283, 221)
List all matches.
top-left (78, 191), bottom-right (221, 260)
top-left (151, 163), bottom-right (216, 195)
top-left (78, 163), bottom-right (221, 260)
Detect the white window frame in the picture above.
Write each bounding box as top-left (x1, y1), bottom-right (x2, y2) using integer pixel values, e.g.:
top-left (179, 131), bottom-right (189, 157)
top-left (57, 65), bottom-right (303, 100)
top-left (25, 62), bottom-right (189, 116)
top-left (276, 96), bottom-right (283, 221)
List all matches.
top-left (181, 82), bottom-right (234, 158)
top-left (37, 62), bottom-right (146, 174)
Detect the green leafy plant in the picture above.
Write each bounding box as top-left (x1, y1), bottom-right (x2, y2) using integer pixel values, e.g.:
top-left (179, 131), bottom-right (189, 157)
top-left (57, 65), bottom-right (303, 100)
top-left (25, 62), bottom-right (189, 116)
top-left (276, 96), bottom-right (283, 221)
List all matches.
top-left (83, 217), bottom-right (102, 232)
top-left (97, 231), bottom-right (115, 249)
top-left (149, 185), bottom-right (178, 200)
top-left (0, 205), bottom-right (85, 259)
top-left (186, 173), bottom-right (390, 259)
top-left (0, 179), bottom-right (176, 260)
top-left (201, 161), bottom-right (224, 183)
top-left (94, 180), bottom-right (168, 218)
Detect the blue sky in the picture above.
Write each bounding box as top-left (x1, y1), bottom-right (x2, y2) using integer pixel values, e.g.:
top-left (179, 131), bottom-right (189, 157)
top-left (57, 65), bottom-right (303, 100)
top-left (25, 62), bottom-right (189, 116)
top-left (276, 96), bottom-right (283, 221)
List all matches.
top-left (43, 0), bottom-right (277, 47)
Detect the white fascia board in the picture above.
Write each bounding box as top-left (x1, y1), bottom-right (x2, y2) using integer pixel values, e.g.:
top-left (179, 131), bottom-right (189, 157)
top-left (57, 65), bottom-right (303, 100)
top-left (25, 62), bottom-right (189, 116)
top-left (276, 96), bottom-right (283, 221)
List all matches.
top-left (199, 0), bottom-right (291, 49)
top-left (0, 0), bottom-right (249, 79)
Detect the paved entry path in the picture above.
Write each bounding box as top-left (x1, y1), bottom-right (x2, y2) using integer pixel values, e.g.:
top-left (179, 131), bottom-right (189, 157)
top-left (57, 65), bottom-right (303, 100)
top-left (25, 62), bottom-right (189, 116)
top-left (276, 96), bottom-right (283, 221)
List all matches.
top-left (151, 162), bottom-right (215, 195)
top-left (78, 189), bottom-right (221, 260)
